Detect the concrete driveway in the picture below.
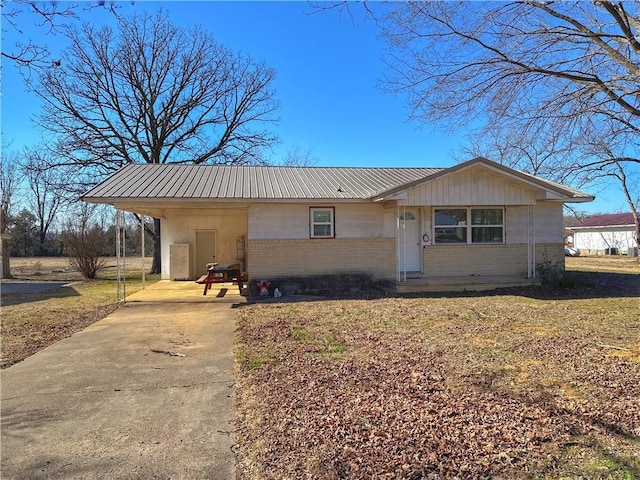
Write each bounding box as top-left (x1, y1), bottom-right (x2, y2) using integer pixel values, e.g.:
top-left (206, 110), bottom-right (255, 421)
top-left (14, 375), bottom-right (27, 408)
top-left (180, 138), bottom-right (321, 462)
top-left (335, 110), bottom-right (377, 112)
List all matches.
top-left (1, 288), bottom-right (242, 479)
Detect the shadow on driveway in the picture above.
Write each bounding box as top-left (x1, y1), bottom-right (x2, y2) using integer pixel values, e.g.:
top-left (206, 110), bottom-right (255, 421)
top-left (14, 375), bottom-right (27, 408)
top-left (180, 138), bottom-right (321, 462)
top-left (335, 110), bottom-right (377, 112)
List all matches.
top-left (1, 282), bottom-right (80, 306)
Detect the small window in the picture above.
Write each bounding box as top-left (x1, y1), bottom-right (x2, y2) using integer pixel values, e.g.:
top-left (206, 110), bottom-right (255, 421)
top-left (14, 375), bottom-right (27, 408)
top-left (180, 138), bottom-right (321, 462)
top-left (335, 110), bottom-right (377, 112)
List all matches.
top-left (400, 212), bottom-right (416, 221)
top-left (434, 207), bottom-right (504, 244)
top-left (310, 207), bottom-right (335, 238)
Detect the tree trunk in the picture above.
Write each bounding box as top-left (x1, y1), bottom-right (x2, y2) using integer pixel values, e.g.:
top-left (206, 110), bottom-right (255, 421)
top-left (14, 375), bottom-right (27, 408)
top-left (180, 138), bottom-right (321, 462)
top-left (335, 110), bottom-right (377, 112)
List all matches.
top-left (38, 231), bottom-right (47, 256)
top-left (151, 218), bottom-right (161, 274)
top-left (1, 237), bottom-right (12, 279)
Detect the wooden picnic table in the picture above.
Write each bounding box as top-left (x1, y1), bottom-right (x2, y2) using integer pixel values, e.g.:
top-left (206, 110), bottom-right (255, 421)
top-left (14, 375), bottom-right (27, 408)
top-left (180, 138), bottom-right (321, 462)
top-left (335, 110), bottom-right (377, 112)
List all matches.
top-left (201, 263), bottom-right (243, 295)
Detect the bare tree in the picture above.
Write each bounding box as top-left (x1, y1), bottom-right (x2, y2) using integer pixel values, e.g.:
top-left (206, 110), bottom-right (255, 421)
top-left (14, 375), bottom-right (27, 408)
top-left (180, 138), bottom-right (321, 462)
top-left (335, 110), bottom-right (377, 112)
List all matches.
top-left (375, 1), bottom-right (640, 247)
top-left (1, 152), bottom-right (20, 278)
top-left (2, 1), bottom-right (121, 73)
top-left (2, 0), bottom-right (76, 70)
top-left (280, 146), bottom-right (318, 167)
top-left (34, 10), bottom-right (279, 273)
top-left (21, 146), bottom-right (70, 255)
top-left (63, 203), bottom-right (106, 279)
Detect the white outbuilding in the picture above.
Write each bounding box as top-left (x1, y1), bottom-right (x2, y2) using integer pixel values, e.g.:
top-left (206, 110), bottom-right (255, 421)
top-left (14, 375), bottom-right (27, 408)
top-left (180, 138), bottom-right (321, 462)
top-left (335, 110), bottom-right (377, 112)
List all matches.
top-left (572, 212), bottom-right (638, 255)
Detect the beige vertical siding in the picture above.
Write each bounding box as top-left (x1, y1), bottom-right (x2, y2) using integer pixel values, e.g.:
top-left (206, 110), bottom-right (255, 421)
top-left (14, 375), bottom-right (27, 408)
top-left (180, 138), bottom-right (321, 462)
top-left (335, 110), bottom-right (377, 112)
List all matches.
top-left (248, 238), bottom-right (396, 280)
top-left (405, 166), bottom-right (537, 206)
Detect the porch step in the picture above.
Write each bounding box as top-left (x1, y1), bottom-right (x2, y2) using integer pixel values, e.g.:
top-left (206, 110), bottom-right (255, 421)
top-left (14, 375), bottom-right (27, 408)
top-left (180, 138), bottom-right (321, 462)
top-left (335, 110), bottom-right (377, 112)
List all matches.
top-left (387, 275), bottom-right (540, 293)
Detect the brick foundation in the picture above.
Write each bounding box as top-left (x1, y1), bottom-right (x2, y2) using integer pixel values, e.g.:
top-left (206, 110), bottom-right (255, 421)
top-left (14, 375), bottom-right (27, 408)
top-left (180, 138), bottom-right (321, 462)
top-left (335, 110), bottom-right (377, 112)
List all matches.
top-left (247, 238), bottom-right (396, 281)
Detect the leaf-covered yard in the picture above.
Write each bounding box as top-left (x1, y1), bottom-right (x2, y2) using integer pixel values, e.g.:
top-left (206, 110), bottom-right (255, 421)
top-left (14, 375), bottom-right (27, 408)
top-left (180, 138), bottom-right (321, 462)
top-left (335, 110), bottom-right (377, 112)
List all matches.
top-left (235, 260), bottom-right (639, 479)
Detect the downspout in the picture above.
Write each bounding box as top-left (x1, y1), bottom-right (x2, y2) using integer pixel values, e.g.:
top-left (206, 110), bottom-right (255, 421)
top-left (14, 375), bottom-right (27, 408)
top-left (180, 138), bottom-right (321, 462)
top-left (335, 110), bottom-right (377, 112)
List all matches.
top-left (527, 205), bottom-right (532, 279)
top-left (396, 204), bottom-right (400, 282)
top-left (532, 204), bottom-right (537, 279)
top-left (402, 203), bottom-right (407, 282)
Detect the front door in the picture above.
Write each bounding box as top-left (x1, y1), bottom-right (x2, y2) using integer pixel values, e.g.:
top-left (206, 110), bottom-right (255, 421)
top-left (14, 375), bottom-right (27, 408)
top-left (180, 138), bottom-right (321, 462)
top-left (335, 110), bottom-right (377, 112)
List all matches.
top-left (195, 230), bottom-right (216, 277)
top-left (398, 209), bottom-right (421, 272)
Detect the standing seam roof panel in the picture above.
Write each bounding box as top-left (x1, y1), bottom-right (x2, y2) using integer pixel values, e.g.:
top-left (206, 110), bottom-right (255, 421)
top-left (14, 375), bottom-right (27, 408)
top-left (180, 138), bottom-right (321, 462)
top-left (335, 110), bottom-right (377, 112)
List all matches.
top-left (157, 165), bottom-right (191, 197)
top-left (298, 168), bottom-right (324, 198)
top-left (112, 164), bottom-right (146, 197)
top-left (177, 166), bottom-right (202, 197)
top-left (292, 168), bottom-right (317, 198)
top-left (194, 166), bottom-right (214, 197)
top-left (137, 164), bottom-right (170, 197)
top-left (141, 165), bottom-right (172, 197)
top-left (89, 165), bottom-right (130, 197)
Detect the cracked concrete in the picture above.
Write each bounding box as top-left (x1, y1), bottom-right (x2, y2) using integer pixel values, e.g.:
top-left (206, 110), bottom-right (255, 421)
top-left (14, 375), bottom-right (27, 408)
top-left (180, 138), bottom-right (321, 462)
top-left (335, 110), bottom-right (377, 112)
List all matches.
top-left (1, 298), bottom-right (241, 479)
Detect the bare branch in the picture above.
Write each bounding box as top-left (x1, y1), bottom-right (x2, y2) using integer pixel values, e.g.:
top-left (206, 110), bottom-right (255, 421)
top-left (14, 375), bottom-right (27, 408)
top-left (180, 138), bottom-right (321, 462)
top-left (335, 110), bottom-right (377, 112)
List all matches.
top-left (373, 1), bottom-right (639, 221)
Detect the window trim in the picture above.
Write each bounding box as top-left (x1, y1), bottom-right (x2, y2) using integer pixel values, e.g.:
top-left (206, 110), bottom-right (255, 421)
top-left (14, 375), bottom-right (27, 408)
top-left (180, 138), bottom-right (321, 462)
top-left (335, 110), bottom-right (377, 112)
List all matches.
top-left (433, 207), bottom-right (504, 244)
top-left (310, 207), bottom-right (335, 239)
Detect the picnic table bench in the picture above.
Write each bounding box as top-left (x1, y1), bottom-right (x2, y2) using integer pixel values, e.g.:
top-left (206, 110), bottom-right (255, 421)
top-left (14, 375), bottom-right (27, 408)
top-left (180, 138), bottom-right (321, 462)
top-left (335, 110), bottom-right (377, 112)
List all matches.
top-left (199, 263), bottom-right (244, 295)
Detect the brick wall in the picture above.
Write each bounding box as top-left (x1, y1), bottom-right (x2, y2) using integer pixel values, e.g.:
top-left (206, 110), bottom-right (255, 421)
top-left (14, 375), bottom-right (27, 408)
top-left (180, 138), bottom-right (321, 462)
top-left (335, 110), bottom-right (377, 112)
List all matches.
top-left (535, 243), bottom-right (565, 271)
top-left (422, 243), bottom-right (563, 277)
top-left (248, 238), bottom-right (396, 281)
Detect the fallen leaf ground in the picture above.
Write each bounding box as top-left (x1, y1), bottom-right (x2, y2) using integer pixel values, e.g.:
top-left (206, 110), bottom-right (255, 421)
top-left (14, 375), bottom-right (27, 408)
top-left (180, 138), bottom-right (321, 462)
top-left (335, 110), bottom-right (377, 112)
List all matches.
top-left (235, 257), bottom-right (640, 479)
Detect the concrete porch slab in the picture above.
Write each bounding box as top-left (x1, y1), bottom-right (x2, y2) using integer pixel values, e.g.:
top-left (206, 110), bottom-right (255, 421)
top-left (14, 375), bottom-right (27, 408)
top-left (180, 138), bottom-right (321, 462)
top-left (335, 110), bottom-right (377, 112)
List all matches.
top-left (388, 275), bottom-right (540, 293)
top-left (125, 280), bottom-right (245, 303)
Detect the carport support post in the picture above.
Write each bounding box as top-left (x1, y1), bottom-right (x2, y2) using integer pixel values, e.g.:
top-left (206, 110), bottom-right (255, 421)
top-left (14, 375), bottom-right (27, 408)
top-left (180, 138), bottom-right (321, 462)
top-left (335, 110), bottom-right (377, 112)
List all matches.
top-left (116, 209), bottom-right (122, 302)
top-left (115, 209), bottom-right (127, 303)
top-left (141, 214), bottom-right (146, 290)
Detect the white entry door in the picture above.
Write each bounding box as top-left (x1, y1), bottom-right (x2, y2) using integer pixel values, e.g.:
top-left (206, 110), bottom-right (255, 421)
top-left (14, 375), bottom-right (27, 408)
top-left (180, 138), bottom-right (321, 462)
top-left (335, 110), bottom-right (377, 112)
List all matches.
top-left (398, 210), bottom-right (421, 272)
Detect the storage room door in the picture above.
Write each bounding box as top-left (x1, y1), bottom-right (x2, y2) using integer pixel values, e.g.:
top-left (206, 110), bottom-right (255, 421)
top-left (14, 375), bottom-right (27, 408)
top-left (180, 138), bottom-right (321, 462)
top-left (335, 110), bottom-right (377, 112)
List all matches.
top-left (195, 230), bottom-right (216, 277)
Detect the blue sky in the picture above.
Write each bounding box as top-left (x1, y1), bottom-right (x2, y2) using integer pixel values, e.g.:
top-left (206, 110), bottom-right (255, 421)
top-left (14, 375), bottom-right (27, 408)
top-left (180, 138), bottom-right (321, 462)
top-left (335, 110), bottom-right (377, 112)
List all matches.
top-left (1, 1), bottom-right (628, 214)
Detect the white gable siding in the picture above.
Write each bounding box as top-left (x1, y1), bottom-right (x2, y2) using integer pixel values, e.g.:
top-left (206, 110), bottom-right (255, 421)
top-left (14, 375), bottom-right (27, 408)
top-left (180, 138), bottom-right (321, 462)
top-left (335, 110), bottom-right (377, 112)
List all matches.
top-left (574, 227), bottom-right (637, 254)
top-left (405, 166), bottom-right (537, 206)
top-left (248, 203), bottom-right (395, 240)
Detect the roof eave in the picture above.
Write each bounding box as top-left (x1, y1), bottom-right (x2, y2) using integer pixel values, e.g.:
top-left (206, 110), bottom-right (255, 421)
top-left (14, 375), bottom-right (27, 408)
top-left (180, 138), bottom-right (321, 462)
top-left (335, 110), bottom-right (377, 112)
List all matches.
top-left (82, 196), bottom-right (374, 204)
top-left (371, 157), bottom-right (594, 202)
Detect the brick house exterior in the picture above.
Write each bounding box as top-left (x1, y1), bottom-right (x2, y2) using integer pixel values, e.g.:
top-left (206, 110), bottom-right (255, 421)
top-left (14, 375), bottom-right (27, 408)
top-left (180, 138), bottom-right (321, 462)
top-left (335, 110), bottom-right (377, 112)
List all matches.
top-left (83, 158), bottom-right (593, 291)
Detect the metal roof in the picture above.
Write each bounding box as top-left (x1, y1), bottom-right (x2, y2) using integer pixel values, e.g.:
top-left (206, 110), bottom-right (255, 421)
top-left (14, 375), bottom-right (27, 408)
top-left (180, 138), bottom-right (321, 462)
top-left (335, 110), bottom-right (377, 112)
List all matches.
top-left (83, 164), bottom-right (443, 201)
top-left (82, 159), bottom-right (594, 203)
top-left (573, 212), bottom-right (637, 228)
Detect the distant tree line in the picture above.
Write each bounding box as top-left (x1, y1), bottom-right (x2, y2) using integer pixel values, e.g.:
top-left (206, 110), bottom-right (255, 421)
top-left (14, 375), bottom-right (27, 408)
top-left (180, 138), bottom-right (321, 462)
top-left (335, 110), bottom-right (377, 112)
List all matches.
top-left (4, 208), bottom-right (154, 259)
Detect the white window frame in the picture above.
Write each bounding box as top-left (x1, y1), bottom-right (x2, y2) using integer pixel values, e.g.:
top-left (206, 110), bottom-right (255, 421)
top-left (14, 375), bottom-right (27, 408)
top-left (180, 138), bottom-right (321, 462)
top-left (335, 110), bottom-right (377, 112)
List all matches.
top-left (433, 207), bottom-right (504, 244)
top-left (310, 207), bottom-right (335, 239)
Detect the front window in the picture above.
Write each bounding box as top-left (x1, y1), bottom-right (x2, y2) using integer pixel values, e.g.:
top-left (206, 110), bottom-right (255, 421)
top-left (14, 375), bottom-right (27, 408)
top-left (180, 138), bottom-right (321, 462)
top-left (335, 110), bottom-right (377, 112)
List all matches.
top-left (310, 207), bottom-right (335, 238)
top-left (434, 207), bottom-right (504, 244)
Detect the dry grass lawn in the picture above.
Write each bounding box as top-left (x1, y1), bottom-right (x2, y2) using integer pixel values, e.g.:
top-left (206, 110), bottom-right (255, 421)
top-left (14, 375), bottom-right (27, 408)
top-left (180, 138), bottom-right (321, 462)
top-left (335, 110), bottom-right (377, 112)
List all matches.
top-left (235, 256), bottom-right (640, 479)
top-left (1, 256), bottom-right (157, 368)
